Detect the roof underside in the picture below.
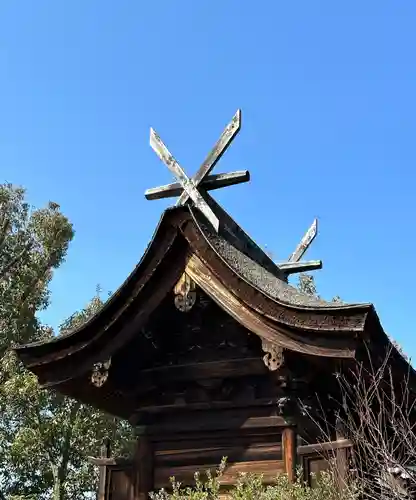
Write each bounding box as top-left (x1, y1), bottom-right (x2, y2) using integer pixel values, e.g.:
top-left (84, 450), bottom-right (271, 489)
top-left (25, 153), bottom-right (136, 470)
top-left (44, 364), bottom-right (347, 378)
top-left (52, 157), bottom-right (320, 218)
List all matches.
top-left (14, 205), bottom-right (388, 397)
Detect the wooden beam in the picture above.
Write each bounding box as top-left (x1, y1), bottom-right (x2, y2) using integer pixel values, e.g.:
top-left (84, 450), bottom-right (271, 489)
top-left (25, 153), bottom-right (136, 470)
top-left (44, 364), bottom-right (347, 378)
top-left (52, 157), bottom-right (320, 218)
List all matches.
top-left (144, 170), bottom-right (250, 200)
top-left (283, 427), bottom-right (297, 483)
top-left (133, 434), bottom-right (153, 500)
top-left (176, 109), bottom-right (241, 206)
top-left (97, 440), bottom-right (110, 500)
top-left (128, 358), bottom-right (267, 394)
top-left (88, 456), bottom-right (132, 467)
top-left (297, 438), bottom-right (352, 455)
top-left (130, 398), bottom-right (280, 415)
top-left (335, 418), bottom-right (349, 489)
top-left (147, 110), bottom-right (244, 231)
top-left (132, 410), bottom-right (288, 434)
top-left (278, 260), bottom-right (322, 274)
top-left (150, 128), bottom-right (220, 230)
top-left (155, 460), bottom-right (284, 489)
top-left (288, 219), bottom-right (318, 263)
top-left (155, 443), bottom-right (283, 466)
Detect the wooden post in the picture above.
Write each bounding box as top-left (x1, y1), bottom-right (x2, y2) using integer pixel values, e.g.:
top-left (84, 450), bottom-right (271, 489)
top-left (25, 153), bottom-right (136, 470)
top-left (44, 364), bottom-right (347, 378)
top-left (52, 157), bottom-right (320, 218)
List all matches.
top-left (98, 439), bottom-right (110, 500)
top-left (283, 426), bottom-right (297, 483)
top-left (133, 432), bottom-right (153, 500)
top-left (335, 417), bottom-right (348, 489)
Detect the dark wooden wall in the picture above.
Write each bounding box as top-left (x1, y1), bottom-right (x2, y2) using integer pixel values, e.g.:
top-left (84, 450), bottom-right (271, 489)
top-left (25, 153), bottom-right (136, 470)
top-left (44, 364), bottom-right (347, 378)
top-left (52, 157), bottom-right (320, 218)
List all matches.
top-left (95, 433), bottom-right (352, 500)
top-left (89, 291), bottom-right (351, 499)
top-left (153, 428), bottom-right (284, 489)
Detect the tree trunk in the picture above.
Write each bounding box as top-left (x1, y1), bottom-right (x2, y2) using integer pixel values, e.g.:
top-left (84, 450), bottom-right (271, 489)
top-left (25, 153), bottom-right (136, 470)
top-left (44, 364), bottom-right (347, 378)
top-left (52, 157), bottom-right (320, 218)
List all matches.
top-left (51, 401), bottom-right (81, 500)
top-left (52, 474), bottom-right (65, 500)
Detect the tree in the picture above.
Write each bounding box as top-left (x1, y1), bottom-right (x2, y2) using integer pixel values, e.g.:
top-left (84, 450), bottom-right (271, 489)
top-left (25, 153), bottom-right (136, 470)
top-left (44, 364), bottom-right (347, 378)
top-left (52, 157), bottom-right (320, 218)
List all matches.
top-left (334, 348), bottom-right (416, 499)
top-left (0, 185), bottom-right (132, 499)
top-left (0, 184), bottom-right (74, 356)
top-left (296, 273), bottom-right (416, 499)
top-left (0, 292), bottom-right (134, 500)
top-left (297, 273), bottom-right (318, 297)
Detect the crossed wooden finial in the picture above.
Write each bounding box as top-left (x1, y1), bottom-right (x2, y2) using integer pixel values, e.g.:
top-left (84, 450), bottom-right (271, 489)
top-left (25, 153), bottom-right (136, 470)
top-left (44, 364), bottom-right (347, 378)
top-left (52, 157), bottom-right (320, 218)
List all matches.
top-left (145, 109), bottom-right (322, 275)
top-left (145, 110), bottom-right (248, 231)
top-left (279, 218), bottom-right (322, 275)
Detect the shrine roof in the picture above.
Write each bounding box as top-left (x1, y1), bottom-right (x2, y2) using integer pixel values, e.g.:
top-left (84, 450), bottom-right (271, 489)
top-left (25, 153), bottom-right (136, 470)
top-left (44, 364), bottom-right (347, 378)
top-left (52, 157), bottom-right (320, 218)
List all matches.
top-left (11, 108), bottom-right (414, 419)
top-left (12, 204), bottom-right (413, 419)
top-left (190, 208), bottom-right (355, 310)
top-left (15, 205), bottom-right (371, 361)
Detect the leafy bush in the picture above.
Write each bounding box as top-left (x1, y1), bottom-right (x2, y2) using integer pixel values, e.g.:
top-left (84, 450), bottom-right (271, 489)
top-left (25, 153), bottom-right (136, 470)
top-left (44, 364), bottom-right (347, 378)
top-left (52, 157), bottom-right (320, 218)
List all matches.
top-left (150, 459), bottom-right (353, 500)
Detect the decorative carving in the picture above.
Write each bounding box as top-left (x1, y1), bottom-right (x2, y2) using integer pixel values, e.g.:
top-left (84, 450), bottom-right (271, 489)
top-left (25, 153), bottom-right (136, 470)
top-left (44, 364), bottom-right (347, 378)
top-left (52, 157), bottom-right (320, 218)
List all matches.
top-left (138, 376), bottom-right (260, 408)
top-left (133, 288), bottom-right (263, 367)
top-left (174, 272), bottom-right (197, 312)
top-left (261, 340), bottom-right (284, 371)
top-left (91, 358), bottom-right (111, 387)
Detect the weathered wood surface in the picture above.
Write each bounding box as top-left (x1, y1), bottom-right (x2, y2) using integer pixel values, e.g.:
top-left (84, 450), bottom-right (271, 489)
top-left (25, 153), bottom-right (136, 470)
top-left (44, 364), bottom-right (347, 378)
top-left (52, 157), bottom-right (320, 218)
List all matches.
top-left (89, 456), bottom-right (132, 467)
top-left (297, 438), bottom-right (352, 455)
top-left (93, 436), bottom-right (353, 498)
top-left (154, 460), bottom-right (285, 489)
top-left (133, 436), bottom-right (153, 500)
top-left (181, 217), bottom-right (366, 333)
top-left (176, 109), bottom-right (241, 206)
top-left (145, 170), bottom-right (249, 200)
top-left (152, 421), bottom-right (284, 490)
top-left (107, 467), bottom-right (134, 500)
top-left (16, 207), bottom-right (368, 403)
top-left (127, 358), bottom-right (267, 393)
top-left (277, 218), bottom-right (323, 278)
top-left (185, 253), bottom-right (356, 358)
top-left (335, 421), bottom-right (350, 490)
top-left (152, 430), bottom-right (283, 450)
top-left (278, 259), bottom-right (322, 274)
top-left (98, 441), bottom-right (110, 500)
top-left (283, 427), bottom-right (297, 483)
top-left (155, 443), bottom-right (282, 466)
top-left (142, 409), bottom-right (288, 434)
top-left (298, 438), bottom-right (353, 488)
top-left (287, 218), bottom-right (318, 263)
top-left (147, 110), bottom-right (246, 231)
top-left (150, 128), bottom-right (220, 230)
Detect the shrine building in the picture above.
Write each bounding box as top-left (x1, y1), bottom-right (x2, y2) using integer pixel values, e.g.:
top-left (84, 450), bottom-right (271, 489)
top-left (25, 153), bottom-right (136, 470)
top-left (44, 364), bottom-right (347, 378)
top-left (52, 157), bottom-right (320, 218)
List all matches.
top-left (14, 110), bottom-right (415, 500)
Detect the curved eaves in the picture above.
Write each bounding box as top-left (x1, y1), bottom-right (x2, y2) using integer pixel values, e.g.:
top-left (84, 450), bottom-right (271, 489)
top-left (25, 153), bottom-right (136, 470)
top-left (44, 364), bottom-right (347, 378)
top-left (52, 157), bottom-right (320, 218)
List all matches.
top-left (190, 208), bottom-right (369, 311)
top-left (184, 208), bottom-right (372, 333)
top-left (15, 207), bottom-right (189, 363)
top-left (186, 253), bottom-right (357, 358)
top-left (17, 231), bottom-right (189, 385)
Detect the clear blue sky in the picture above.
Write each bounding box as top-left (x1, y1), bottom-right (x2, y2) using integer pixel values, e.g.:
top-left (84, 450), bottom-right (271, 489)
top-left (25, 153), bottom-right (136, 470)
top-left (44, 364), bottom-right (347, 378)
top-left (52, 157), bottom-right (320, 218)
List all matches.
top-left (1, 2), bottom-right (415, 356)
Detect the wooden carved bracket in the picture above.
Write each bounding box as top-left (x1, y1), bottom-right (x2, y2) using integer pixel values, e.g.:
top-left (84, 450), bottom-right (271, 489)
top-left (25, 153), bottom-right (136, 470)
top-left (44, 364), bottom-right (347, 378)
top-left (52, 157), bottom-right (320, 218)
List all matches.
top-left (174, 271), bottom-right (197, 312)
top-left (91, 358), bottom-right (111, 387)
top-left (261, 339), bottom-right (284, 371)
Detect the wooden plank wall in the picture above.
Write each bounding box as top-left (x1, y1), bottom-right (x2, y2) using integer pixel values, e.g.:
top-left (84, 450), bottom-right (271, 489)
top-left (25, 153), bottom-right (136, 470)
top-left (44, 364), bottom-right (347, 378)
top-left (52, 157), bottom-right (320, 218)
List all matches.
top-left (107, 467), bottom-right (134, 500)
top-left (153, 429), bottom-right (284, 489)
top-left (101, 436), bottom-right (352, 499)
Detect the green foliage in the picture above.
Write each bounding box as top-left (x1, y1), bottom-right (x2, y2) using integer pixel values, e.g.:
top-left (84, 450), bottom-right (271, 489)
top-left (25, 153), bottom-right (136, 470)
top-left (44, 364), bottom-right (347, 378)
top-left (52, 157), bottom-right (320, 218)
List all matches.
top-left (297, 273), bottom-right (317, 297)
top-left (0, 293), bottom-right (134, 500)
top-left (0, 185), bottom-right (132, 499)
top-left (297, 274), bottom-right (345, 305)
top-left (150, 459), bottom-right (351, 500)
top-left (0, 184), bottom-right (74, 356)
